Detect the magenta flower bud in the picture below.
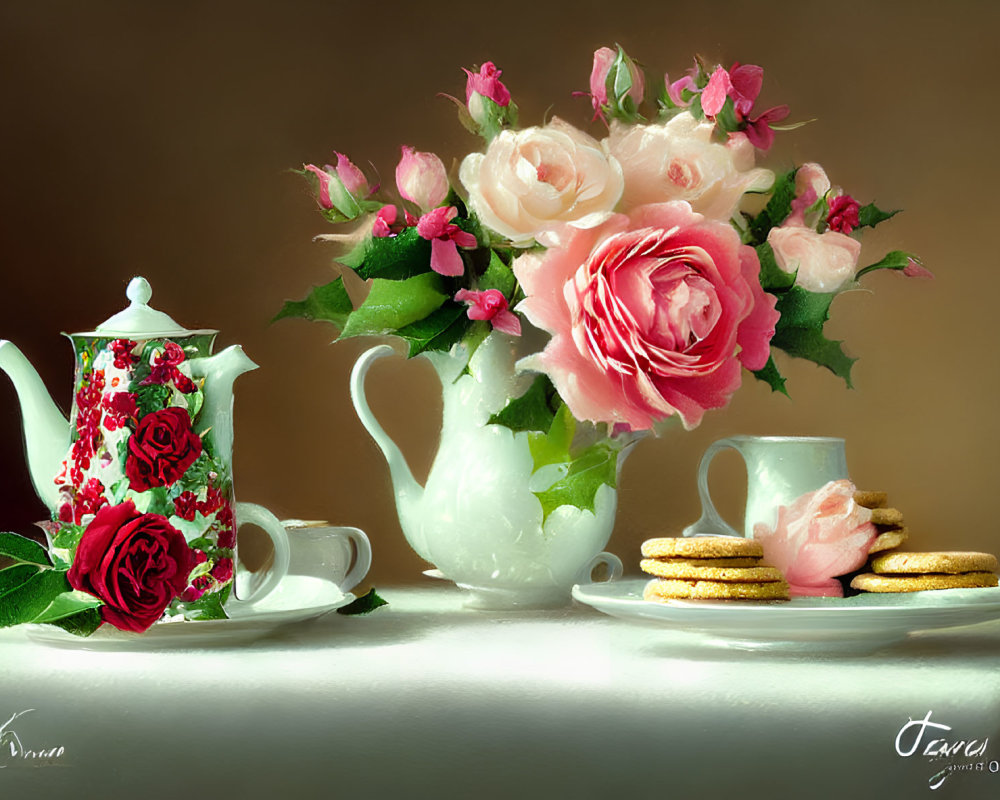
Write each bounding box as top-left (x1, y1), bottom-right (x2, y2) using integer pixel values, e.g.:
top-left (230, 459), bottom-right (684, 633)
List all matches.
top-left (464, 61), bottom-right (511, 107)
top-left (395, 145), bottom-right (449, 211)
top-left (334, 151), bottom-right (368, 197)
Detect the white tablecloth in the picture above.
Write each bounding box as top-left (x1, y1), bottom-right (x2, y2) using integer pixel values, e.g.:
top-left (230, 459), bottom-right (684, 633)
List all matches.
top-left (1, 585), bottom-right (998, 799)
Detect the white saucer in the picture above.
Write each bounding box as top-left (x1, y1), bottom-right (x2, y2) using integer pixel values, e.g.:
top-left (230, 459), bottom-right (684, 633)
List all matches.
top-left (572, 579), bottom-right (1000, 650)
top-left (26, 576), bottom-right (354, 650)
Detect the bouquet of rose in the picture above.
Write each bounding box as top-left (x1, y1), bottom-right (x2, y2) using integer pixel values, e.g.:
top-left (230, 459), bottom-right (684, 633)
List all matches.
top-left (281, 47), bottom-right (927, 444)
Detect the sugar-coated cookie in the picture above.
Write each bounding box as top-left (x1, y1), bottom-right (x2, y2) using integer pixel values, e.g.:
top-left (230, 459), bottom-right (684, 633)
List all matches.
top-left (643, 577), bottom-right (790, 601)
top-left (850, 572), bottom-right (998, 593)
top-left (640, 559), bottom-right (784, 582)
top-left (640, 536), bottom-right (764, 560)
top-left (854, 490), bottom-right (889, 509)
top-left (870, 551), bottom-right (999, 575)
top-left (868, 527), bottom-right (909, 554)
top-left (647, 557), bottom-right (762, 568)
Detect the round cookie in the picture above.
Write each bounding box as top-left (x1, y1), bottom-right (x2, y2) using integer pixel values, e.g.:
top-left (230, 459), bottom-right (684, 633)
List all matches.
top-left (854, 490), bottom-right (888, 509)
top-left (868, 527), bottom-right (909, 554)
top-left (869, 507), bottom-right (904, 526)
top-left (870, 551), bottom-right (999, 575)
top-left (640, 559), bottom-right (784, 582)
top-left (650, 557), bottom-right (762, 568)
top-left (850, 572), bottom-right (998, 593)
top-left (641, 536), bottom-right (764, 560)
top-left (643, 577), bottom-right (790, 602)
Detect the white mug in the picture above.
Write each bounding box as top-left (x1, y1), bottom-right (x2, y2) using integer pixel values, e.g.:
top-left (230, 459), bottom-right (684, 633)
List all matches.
top-left (281, 520), bottom-right (372, 593)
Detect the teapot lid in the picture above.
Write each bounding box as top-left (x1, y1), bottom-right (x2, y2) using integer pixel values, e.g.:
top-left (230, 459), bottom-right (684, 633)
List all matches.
top-left (78, 276), bottom-right (217, 338)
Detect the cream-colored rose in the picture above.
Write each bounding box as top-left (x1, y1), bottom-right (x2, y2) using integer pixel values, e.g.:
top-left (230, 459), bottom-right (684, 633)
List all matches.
top-left (767, 225), bottom-right (862, 293)
top-left (606, 112), bottom-right (774, 221)
top-left (459, 117), bottom-right (623, 247)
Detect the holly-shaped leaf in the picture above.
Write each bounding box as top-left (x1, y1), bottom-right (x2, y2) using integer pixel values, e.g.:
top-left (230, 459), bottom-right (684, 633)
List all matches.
top-left (337, 587), bottom-right (388, 615)
top-left (394, 303), bottom-right (470, 357)
top-left (756, 242), bottom-right (796, 291)
top-left (770, 287), bottom-right (856, 386)
top-left (272, 278), bottom-right (354, 330)
top-left (527, 404), bottom-right (576, 471)
top-left (478, 249), bottom-right (517, 298)
top-left (748, 169), bottom-right (797, 243)
top-left (857, 203), bottom-right (899, 230)
top-left (751, 356), bottom-right (789, 396)
top-left (354, 227), bottom-right (433, 281)
top-left (487, 375), bottom-right (559, 434)
top-left (533, 442), bottom-right (618, 522)
top-left (338, 273), bottom-right (448, 340)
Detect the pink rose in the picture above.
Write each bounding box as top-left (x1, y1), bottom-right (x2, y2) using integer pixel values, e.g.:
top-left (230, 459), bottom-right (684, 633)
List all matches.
top-left (753, 479), bottom-right (877, 597)
top-left (459, 117), bottom-right (623, 247)
top-left (512, 201), bottom-right (778, 430)
top-left (606, 112), bottom-right (773, 221)
top-left (589, 46), bottom-right (644, 119)
top-left (767, 225), bottom-right (862, 293)
top-left (464, 61), bottom-right (511, 107)
top-left (395, 146), bottom-right (449, 212)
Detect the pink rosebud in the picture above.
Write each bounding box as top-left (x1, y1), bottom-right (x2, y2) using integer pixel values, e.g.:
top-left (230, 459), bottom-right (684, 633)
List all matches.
top-left (903, 258), bottom-right (934, 279)
top-left (396, 146), bottom-right (449, 211)
top-left (588, 46), bottom-right (644, 120)
top-left (700, 66), bottom-right (733, 117)
top-left (372, 205), bottom-right (398, 238)
top-left (589, 47), bottom-right (618, 108)
top-left (827, 194), bottom-right (861, 234)
top-left (455, 288), bottom-right (521, 336)
top-left (334, 152), bottom-right (368, 197)
top-left (304, 163), bottom-right (335, 210)
top-left (464, 61), bottom-right (511, 107)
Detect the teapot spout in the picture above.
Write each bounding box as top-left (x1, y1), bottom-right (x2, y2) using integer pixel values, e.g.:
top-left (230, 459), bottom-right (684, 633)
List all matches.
top-left (349, 345), bottom-right (428, 558)
top-left (0, 341), bottom-right (71, 512)
top-left (188, 345), bottom-right (258, 470)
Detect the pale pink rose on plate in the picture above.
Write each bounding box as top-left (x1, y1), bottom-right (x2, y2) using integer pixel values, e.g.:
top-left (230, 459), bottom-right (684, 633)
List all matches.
top-left (512, 201), bottom-right (778, 430)
top-left (605, 112), bottom-right (774, 221)
top-left (767, 225), bottom-right (862, 293)
top-left (459, 117), bottom-right (624, 247)
top-left (753, 479), bottom-right (877, 597)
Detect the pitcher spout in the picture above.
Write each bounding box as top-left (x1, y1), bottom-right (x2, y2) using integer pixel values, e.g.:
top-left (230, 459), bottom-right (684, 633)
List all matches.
top-left (349, 345), bottom-right (429, 559)
top-left (0, 341), bottom-right (71, 512)
top-left (188, 344), bottom-right (258, 470)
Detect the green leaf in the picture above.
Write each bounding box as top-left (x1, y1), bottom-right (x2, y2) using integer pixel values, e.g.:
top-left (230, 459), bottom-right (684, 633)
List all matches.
top-left (338, 273), bottom-right (448, 340)
top-left (0, 563), bottom-right (39, 596)
top-left (51, 523), bottom-right (85, 553)
top-left (272, 278), bottom-right (354, 330)
top-left (336, 587), bottom-right (388, 615)
top-left (533, 443), bottom-right (618, 522)
top-left (528, 404), bottom-right (576, 470)
top-left (488, 375), bottom-right (559, 433)
top-left (177, 587), bottom-right (229, 621)
top-left (857, 203), bottom-right (899, 230)
top-left (751, 355), bottom-right (789, 396)
top-left (855, 250), bottom-right (916, 280)
top-left (131, 486), bottom-right (172, 516)
top-left (49, 607), bottom-right (103, 637)
top-left (749, 168), bottom-right (797, 242)
top-left (479, 249), bottom-right (517, 297)
top-left (185, 386), bottom-right (204, 421)
top-left (32, 590), bottom-right (103, 623)
top-left (0, 532), bottom-right (51, 566)
top-left (134, 382), bottom-right (172, 418)
top-left (770, 287), bottom-right (856, 386)
top-left (394, 302), bottom-right (469, 358)
top-left (355, 227), bottom-right (433, 281)
top-left (755, 242), bottom-right (796, 291)
top-left (0, 567), bottom-right (72, 628)
top-left (714, 97), bottom-right (741, 134)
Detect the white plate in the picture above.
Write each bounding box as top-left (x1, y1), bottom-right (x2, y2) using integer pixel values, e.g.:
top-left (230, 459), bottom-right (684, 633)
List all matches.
top-left (26, 576), bottom-right (354, 650)
top-left (572, 579), bottom-right (1000, 650)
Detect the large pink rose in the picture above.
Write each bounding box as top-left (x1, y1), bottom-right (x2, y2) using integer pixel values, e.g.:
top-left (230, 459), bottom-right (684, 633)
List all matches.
top-left (605, 112), bottom-right (773, 221)
top-left (513, 201), bottom-right (778, 430)
top-left (67, 500), bottom-right (196, 632)
top-left (753, 479), bottom-right (877, 597)
top-left (458, 117), bottom-right (623, 247)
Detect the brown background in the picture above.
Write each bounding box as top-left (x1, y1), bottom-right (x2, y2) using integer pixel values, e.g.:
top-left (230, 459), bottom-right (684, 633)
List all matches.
top-left (1, 0), bottom-right (996, 587)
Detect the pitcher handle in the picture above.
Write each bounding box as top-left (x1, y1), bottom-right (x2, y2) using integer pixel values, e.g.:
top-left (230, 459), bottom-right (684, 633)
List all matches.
top-left (339, 526), bottom-right (373, 593)
top-left (681, 438), bottom-right (746, 538)
top-left (229, 502), bottom-right (291, 607)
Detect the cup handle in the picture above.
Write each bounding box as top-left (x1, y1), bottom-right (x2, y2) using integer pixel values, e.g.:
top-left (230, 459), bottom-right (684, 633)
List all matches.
top-left (229, 502), bottom-right (291, 606)
top-left (681, 438), bottom-right (745, 538)
top-left (339, 527), bottom-right (372, 592)
top-left (574, 551), bottom-right (624, 586)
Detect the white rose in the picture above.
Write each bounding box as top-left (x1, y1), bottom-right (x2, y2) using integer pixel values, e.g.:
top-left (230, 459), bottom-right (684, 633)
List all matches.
top-left (767, 226), bottom-right (862, 293)
top-left (605, 112), bottom-right (773, 221)
top-left (459, 117), bottom-right (623, 247)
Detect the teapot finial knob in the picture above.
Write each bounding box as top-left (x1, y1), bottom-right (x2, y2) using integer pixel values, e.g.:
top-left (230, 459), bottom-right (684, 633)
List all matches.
top-left (126, 276), bottom-right (153, 307)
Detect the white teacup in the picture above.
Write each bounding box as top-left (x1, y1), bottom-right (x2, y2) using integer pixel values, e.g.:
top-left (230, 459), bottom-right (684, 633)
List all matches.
top-left (281, 520), bottom-right (372, 593)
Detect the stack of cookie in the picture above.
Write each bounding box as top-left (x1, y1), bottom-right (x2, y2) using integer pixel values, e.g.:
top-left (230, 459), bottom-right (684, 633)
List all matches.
top-left (851, 489), bottom-right (999, 593)
top-left (854, 490), bottom-right (909, 554)
top-left (640, 536), bottom-right (790, 602)
top-left (851, 551), bottom-right (999, 593)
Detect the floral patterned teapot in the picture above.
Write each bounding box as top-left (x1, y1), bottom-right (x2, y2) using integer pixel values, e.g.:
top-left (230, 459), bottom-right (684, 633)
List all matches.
top-left (0, 277), bottom-right (289, 631)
